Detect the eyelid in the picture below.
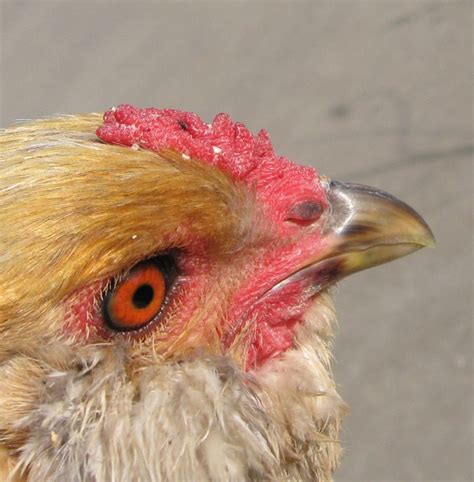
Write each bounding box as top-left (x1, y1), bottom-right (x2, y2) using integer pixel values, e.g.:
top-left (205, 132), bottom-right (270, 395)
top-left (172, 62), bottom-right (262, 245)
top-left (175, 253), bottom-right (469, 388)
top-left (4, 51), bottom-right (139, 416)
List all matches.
top-left (65, 253), bottom-right (183, 341)
top-left (102, 254), bottom-right (178, 334)
top-left (104, 264), bottom-right (165, 330)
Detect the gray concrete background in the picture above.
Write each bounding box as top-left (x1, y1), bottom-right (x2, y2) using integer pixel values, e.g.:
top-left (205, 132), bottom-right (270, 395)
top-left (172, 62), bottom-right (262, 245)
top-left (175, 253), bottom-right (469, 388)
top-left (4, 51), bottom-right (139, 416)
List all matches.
top-left (0, 1), bottom-right (472, 480)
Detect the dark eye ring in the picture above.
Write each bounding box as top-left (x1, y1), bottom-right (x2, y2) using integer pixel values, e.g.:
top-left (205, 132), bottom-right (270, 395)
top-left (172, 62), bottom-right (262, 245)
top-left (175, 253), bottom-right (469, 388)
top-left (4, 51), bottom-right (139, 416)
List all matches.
top-left (103, 255), bottom-right (176, 332)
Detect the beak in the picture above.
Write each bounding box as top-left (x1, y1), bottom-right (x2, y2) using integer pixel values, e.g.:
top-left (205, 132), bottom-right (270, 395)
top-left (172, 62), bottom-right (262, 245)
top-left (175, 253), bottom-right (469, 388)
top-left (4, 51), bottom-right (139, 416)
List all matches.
top-left (319, 180), bottom-right (435, 276)
top-left (275, 180), bottom-right (435, 292)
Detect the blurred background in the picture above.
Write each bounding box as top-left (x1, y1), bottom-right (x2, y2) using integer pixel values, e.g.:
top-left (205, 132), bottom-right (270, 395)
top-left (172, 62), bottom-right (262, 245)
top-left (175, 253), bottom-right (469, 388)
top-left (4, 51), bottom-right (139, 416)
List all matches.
top-left (1, 1), bottom-right (472, 480)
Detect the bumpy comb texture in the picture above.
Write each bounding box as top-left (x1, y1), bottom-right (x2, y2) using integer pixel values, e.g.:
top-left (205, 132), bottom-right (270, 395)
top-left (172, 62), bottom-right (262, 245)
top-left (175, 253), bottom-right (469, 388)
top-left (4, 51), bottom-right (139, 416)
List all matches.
top-left (96, 105), bottom-right (327, 220)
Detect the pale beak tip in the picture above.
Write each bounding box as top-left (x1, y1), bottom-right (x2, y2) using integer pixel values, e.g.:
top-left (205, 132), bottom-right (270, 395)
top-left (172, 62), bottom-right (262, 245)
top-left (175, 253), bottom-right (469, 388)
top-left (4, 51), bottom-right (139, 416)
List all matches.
top-left (425, 231), bottom-right (436, 248)
top-left (410, 214), bottom-right (436, 249)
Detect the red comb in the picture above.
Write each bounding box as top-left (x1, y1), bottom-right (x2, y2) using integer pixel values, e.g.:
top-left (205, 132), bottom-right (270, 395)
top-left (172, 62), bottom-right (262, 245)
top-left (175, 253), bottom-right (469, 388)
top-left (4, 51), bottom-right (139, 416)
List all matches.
top-left (96, 104), bottom-right (326, 221)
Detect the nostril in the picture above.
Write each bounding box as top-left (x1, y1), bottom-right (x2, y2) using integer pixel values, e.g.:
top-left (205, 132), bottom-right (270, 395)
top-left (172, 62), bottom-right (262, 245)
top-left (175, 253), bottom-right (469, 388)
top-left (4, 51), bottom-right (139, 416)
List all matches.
top-left (286, 200), bottom-right (323, 225)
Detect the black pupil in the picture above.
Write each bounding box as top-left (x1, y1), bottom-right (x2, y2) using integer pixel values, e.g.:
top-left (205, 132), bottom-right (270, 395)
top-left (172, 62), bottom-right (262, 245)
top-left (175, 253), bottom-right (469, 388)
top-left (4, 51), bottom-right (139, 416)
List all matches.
top-left (132, 284), bottom-right (154, 309)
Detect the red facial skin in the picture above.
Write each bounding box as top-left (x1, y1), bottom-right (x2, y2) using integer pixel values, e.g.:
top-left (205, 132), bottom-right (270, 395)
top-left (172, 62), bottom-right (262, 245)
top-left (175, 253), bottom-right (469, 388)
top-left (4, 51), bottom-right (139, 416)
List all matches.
top-left (96, 105), bottom-right (327, 227)
top-left (67, 105), bottom-right (329, 370)
top-left (224, 233), bottom-right (325, 369)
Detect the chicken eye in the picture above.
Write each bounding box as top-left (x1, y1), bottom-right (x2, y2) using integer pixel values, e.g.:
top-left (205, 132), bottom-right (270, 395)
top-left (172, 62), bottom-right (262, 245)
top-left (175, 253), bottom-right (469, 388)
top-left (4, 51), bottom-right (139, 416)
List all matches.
top-left (104, 257), bottom-right (174, 331)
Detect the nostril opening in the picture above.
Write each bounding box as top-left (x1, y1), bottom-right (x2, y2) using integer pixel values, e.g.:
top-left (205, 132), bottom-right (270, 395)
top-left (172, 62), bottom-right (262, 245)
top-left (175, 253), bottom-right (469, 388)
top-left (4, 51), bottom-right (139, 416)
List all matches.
top-left (286, 200), bottom-right (323, 225)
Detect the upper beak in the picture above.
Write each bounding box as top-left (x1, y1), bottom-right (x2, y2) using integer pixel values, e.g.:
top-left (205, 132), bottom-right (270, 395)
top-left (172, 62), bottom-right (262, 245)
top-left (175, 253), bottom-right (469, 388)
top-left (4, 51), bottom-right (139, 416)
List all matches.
top-left (275, 180), bottom-right (435, 292)
top-left (318, 180), bottom-right (435, 277)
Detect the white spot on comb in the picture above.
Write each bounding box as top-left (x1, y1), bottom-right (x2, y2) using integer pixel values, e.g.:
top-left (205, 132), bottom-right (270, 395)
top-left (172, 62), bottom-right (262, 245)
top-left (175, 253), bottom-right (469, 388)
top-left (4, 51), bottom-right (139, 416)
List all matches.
top-left (213, 146), bottom-right (222, 154)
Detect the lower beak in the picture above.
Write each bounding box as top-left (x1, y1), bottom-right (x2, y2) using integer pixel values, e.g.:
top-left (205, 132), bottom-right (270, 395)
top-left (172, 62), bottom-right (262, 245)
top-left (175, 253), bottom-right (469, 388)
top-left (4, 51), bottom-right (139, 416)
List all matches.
top-left (275, 180), bottom-right (435, 292)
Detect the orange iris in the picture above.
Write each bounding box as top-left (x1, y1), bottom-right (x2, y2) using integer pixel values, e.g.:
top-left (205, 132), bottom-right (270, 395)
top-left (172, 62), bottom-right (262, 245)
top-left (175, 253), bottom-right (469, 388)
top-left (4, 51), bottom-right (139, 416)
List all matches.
top-left (106, 261), bottom-right (166, 330)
